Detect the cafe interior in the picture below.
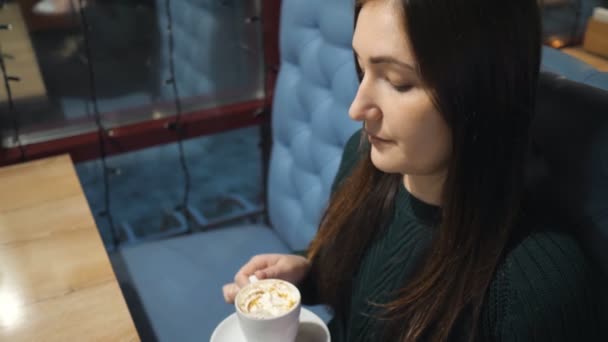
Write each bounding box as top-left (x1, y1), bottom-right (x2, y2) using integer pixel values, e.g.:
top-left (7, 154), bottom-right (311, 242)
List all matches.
top-left (0, 0), bottom-right (607, 341)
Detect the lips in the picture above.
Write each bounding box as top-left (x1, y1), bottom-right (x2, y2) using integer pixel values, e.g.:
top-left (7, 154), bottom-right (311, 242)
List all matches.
top-left (365, 130), bottom-right (391, 143)
top-left (369, 134), bottom-right (390, 143)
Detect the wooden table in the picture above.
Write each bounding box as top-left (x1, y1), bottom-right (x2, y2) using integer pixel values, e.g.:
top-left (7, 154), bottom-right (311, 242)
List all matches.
top-left (562, 46), bottom-right (608, 72)
top-left (0, 155), bottom-right (139, 341)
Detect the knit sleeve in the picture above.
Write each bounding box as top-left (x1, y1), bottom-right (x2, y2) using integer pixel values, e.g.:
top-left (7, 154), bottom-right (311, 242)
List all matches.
top-left (297, 129), bottom-right (362, 305)
top-left (498, 231), bottom-right (608, 342)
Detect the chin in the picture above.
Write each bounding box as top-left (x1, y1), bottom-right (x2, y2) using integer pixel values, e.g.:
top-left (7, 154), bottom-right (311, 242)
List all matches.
top-left (369, 147), bottom-right (404, 174)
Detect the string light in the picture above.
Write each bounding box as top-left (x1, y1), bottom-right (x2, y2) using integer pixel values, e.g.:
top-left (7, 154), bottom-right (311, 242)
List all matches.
top-left (76, 0), bottom-right (120, 248)
top-left (0, 23), bottom-right (26, 162)
top-left (163, 0), bottom-right (192, 230)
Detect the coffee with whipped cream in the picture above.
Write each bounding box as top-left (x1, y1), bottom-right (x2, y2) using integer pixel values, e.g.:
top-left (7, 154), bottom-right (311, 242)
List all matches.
top-left (236, 279), bottom-right (300, 319)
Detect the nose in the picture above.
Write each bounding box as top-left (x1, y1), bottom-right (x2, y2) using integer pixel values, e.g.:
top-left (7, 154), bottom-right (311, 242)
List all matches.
top-left (348, 81), bottom-right (382, 122)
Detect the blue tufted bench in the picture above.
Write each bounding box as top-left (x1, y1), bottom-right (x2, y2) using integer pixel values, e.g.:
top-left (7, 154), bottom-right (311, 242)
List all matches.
top-left (542, 46), bottom-right (608, 89)
top-left (118, 0), bottom-right (358, 340)
top-left (116, 0), bottom-right (608, 341)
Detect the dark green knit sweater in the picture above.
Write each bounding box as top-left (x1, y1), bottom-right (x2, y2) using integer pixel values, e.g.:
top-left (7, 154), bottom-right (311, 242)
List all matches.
top-left (299, 130), bottom-right (607, 341)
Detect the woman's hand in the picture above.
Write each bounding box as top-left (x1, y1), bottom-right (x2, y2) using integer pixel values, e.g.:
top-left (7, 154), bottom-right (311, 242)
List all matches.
top-left (222, 253), bottom-right (310, 304)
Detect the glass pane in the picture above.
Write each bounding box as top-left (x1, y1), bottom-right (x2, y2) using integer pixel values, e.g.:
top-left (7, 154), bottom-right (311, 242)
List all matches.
top-left (76, 126), bottom-right (263, 248)
top-left (0, 0), bottom-right (264, 146)
top-left (539, 0), bottom-right (601, 47)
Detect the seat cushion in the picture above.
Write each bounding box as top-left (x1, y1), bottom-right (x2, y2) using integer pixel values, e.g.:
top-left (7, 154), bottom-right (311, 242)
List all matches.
top-left (583, 71), bottom-right (608, 91)
top-left (117, 225), bottom-right (291, 341)
top-left (541, 46), bottom-right (599, 83)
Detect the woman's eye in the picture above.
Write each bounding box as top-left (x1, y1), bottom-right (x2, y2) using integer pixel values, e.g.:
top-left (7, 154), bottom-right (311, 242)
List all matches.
top-left (393, 84), bottom-right (413, 92)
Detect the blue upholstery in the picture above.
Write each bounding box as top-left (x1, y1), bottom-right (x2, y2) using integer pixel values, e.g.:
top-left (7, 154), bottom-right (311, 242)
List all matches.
top-left (583, 71), bottom-right (608, 90)
top-left (119, 0), bottom-right (358, 340)
top-left (541, 46), bottom-right (608, 88)
top-left (268, 0), bottom-right (360, 250)
top-left (118, 225), bottom-right (291, 341)
top-left (541, 46), bottom-right (598, 82)
top-left (117, 0), bottom-right (608, 341)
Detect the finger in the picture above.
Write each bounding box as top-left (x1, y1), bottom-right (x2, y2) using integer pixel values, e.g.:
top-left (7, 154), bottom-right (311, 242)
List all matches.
top-left (254, 264), bottom-right (283, 280)
top-left (235, 255), bottom-right (272, 287)
top-left (222, 283), bottom-right (239, 304)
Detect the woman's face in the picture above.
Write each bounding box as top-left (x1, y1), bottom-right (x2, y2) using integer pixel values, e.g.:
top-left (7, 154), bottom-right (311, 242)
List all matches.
top-left (349, 0), bottom-right (451, 177)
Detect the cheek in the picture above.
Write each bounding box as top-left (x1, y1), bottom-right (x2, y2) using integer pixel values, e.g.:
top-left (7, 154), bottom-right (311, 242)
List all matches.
top-left (388, 95), bottom-right (451, 174)
top-left (412, 115), bottom-right (451, 169)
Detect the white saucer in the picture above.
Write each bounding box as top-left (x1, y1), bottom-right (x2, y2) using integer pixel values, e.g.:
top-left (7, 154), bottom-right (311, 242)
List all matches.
top-left (210, 307), bottom-right (331, 342)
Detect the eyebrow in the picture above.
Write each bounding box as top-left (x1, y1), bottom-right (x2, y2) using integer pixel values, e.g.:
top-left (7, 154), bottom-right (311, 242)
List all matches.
top-left (353, 47), bottom-right (417, 72)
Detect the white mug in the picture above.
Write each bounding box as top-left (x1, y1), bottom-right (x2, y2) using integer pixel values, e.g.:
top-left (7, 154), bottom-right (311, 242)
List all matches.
top-left (234, 278), bottom-right (301, 342)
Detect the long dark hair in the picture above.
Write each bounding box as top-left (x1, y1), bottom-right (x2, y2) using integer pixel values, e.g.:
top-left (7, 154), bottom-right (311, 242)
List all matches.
top-left (307, 0), bottom-right (541, 340)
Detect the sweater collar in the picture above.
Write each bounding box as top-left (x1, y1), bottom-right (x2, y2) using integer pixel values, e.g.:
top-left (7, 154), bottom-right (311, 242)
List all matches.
top-left (395, 182), bottom-right (441, 226)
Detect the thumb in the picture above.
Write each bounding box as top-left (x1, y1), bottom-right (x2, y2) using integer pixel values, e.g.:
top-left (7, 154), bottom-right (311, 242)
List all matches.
top-left (222, 283), bottom-right (240, 304)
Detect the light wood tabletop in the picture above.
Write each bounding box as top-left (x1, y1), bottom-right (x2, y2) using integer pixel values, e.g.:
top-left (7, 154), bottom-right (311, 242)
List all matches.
top-left (0, 155), bottom-right (139, 341)
top-left (562, 46), bottom-right (608, 72)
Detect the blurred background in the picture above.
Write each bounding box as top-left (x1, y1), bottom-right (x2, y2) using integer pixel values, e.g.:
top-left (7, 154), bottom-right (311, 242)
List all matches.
top-left (0, 0), bottom-right (268, 250)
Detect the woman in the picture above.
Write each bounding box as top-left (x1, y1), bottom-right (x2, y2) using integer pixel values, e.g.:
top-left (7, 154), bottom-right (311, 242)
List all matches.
top-left (224, 0), bottom-right (606, 340)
